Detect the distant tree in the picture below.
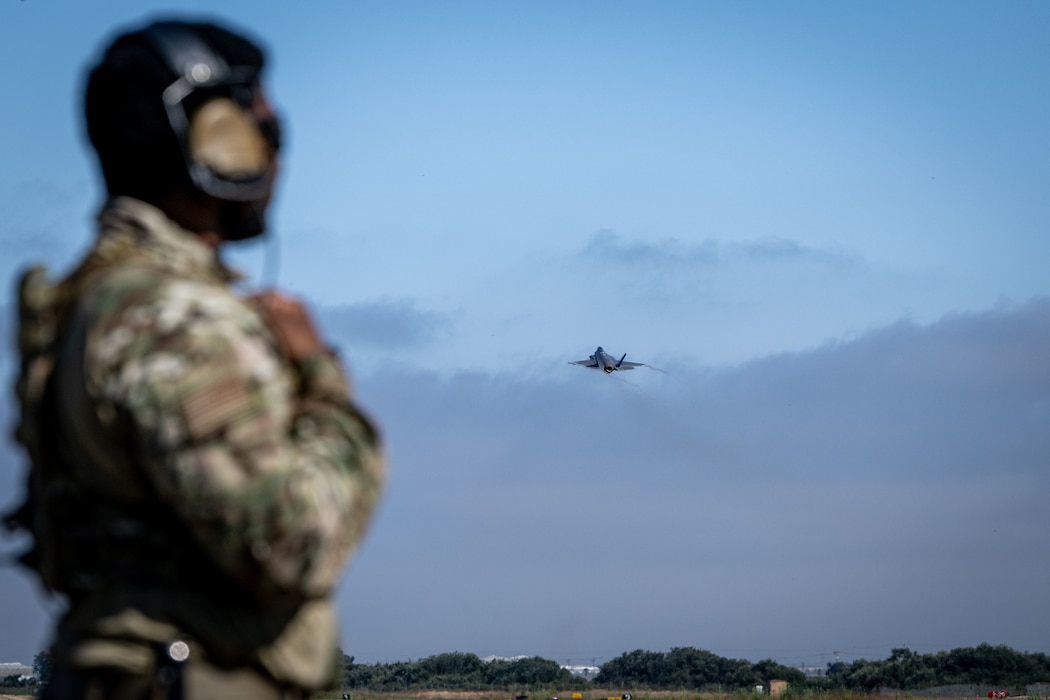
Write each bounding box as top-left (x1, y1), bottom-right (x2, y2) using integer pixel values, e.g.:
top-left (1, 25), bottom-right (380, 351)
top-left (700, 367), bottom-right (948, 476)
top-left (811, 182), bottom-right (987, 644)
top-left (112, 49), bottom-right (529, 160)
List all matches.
top-left (33, 650), bottom-right (52, 686)
top-left (937, 643), bottom-right (1048, 687)
top-left (483, 656), bottom-right (572, 687)
top-left (382, 660), bottom-right (430, 689)
top-left (665, 647), bottom-right (723, 688)
top-left (823, 660), bottom-right (846, 687)
top-left (345, 658), bottom-right (383, 689)
top-left (887, 647), bottom-right (937, 689)
top-left (596, 649), bottom-right (669, 687)
top-left (327, 649), bottom-right (351, 690)
top-left (597, 648), bottom-right (790, 690)
top-left (0, 674), bottom-right (29, 688)
top-left (419, 652), bottom-right (485, 688)
top-left (722, 657), bottom-right (759, 688)
top-left (824, 644), bottom-right (1050, 691)
top-left (751, 658), bottom-right (805, 688)
top-left (851, 659), bottom-right (888, 691)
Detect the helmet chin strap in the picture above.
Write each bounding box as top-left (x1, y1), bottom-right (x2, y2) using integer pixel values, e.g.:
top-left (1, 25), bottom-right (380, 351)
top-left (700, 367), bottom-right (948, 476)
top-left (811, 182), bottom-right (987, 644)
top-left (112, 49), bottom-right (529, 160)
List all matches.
top-left (219, 198), bottom-right (279, 292)
top-left (261, 220), bottom-right (281, 289)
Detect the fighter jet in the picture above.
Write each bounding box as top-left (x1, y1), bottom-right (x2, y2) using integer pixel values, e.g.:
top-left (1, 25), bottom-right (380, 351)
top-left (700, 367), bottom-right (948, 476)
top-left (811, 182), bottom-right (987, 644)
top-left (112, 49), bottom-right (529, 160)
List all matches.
top-left (569, 346), bottom-right (645, 373)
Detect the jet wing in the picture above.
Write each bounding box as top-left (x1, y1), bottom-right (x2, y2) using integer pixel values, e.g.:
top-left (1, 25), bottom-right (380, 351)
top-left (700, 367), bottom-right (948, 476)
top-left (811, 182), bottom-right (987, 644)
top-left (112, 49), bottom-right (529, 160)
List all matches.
top-left (617, 361), bottom-right (643, 370)
top-left (569, 358), bottom-right (599, 368)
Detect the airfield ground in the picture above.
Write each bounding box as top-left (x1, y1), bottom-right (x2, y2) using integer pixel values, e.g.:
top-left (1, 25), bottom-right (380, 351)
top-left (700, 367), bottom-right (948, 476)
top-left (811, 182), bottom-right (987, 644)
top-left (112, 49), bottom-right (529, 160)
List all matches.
top-left (305, 692), bottom-right (1031, 700)
top-left (0, 691), bottom-right (1036, 700)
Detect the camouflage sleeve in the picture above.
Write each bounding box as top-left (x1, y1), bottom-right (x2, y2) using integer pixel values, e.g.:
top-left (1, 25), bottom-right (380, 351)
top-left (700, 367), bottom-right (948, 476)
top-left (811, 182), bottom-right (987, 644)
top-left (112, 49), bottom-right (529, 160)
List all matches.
top-left (85, 271), bottom-right (385, 599)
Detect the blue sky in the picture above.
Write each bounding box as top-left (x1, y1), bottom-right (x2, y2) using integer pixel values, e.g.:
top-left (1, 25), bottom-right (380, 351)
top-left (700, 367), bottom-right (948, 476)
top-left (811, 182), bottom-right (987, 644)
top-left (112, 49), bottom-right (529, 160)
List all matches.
top-left (1, 0), bottom-right (1048, 671)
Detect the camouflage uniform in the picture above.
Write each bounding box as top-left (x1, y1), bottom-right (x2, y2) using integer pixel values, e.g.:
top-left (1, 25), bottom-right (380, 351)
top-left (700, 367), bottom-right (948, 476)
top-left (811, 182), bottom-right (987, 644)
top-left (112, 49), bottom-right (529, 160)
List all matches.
top-left (12, 196), bottom-right (385, 696)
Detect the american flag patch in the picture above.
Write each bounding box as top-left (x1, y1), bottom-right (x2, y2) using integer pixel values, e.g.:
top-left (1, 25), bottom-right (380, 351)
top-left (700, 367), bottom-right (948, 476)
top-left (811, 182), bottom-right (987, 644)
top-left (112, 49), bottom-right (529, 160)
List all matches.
top-left (181, 376), bottom-right (257, 439)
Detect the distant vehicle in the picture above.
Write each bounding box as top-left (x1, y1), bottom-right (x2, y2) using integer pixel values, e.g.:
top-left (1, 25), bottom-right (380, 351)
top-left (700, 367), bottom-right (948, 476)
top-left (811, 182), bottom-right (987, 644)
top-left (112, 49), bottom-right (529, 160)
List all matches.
top-left (569, 346), bottom-right (645, 373)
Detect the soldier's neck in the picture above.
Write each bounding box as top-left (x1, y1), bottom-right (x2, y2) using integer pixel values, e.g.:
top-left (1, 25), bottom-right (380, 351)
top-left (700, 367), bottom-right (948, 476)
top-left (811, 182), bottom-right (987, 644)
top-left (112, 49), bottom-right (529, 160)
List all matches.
top-left (155, 190), bottom-right (224, 250)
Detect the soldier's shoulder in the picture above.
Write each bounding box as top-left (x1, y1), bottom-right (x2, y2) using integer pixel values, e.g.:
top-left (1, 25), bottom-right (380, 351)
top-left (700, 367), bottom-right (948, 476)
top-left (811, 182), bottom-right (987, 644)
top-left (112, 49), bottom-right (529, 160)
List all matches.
top-left (87, 265), bottom-right (248, 318)
top-left (84, 262), bottom-right (197, 308)
top-left (80, 266), bottom-right (268, 356)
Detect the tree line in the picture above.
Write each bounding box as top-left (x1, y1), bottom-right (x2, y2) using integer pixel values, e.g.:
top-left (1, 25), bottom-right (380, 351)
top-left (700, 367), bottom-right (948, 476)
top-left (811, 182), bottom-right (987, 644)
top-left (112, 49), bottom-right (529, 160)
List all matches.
top-left (592, 648), bottom-right (805, 689)
top-left (339, 649), bottom-right (807, 691)
top-left (821, 645), bottom-right (1050, 691)
top-left (13, 644), bottom-right (1049, 692)
top-left (341, 652), bottom-right (585, 690)
top-left (337, 645), bottom-right (1050, 692)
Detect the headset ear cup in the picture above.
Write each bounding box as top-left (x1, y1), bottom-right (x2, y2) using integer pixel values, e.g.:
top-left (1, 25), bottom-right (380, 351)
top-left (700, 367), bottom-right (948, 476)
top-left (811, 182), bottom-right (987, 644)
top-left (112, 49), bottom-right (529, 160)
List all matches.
top-left (188, 97), bottom-right (270, 179)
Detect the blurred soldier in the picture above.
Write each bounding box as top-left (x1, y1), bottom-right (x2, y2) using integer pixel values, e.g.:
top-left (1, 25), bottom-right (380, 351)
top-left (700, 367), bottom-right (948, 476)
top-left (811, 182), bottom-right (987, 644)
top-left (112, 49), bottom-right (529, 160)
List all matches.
top-left (6, 18), bottom-right (385, 699)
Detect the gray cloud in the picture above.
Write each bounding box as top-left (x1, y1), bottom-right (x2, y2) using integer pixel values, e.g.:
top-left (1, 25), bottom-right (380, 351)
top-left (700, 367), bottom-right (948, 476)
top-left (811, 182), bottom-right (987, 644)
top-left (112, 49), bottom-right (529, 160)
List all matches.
top-left (343, 298), bottom-right (1050, 663)
top-left (582, 230), bottom-right (719, 266)
top-left (580, 230), bottom-right (858, 269)
top-left (731, 237), bottom-right (857, 265)
top-left (319, 299), bottom-right (451, 352)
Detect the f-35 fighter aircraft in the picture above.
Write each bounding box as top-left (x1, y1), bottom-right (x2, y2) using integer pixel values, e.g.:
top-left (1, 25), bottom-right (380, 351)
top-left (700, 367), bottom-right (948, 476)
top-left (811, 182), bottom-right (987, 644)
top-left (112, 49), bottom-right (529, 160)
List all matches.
top-left (569, 346), bottom-right (645, 373)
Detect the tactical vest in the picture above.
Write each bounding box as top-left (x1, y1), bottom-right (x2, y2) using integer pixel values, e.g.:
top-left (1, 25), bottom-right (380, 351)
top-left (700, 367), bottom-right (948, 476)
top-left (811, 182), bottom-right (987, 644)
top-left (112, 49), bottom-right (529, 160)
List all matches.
top-left (5, 258), bottom-right (189, 597)
top-left (7, 264), bottom-right (82, 592)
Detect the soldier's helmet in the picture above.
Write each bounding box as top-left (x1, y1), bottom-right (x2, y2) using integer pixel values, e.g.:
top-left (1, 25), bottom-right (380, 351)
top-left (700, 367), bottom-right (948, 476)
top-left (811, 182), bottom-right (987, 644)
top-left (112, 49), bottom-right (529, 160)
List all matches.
top-left (84, 19), bottom-right (281, 211)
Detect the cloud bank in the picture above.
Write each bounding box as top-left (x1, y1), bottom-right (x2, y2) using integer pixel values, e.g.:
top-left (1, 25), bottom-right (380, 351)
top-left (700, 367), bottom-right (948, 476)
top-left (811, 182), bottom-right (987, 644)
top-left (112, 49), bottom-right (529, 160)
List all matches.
top-left (337, 297), bottom-right (1050, 663)
top-left (1, 298), bottom-right (1046, 666)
